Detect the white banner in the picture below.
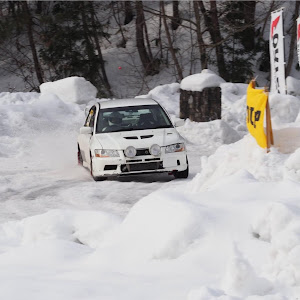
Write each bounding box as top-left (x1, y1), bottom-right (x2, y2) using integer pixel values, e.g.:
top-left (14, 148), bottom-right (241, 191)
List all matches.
top-left (297, 17), bottom-right (300, 66)
top-left (269, 9), bottom-right (286, 94)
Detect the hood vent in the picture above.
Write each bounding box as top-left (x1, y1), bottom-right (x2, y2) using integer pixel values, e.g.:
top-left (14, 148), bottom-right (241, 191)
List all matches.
top-left (141, 135), bottom-right (153, 139)
top-left (124, 136), bottom-right (138, 140)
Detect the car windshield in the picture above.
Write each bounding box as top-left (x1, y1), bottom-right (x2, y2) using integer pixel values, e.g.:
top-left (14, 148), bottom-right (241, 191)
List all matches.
top-left (96, 104), bottom-right (173, 133)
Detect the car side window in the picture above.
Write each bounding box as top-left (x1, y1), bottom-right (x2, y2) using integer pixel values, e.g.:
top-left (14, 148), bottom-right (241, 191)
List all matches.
top-left (85, 106), bottom-right (96, 127)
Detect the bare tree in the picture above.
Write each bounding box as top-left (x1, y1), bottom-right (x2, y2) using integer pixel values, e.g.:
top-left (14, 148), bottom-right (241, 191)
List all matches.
top-left (23, 1), bottom-right (44, 85)
top-left (286, 1), bottom-right (300, 76)
top-left (171, 1), bottom-right (181, 31)
top-left (160, 1), bottom-right (183, 80)
top-left (89, 2), bottom-right (112, 95)
top-left (135, 1), bottom-right (157, 75)
top-left (124, 1), bottom-right (134, 25)
top-left (198, 0), bottom-right (229, 81)
top-left (193, 1), bottom-right (207, 69)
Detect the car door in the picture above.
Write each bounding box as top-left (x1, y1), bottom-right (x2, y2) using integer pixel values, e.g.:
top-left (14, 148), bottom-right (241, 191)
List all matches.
top-left (78, 105), bottom-right (96, 163)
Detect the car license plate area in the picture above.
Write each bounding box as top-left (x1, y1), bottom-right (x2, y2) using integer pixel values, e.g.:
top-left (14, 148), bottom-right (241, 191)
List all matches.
top-left (121, 162), bottom-right (163, 172)
top-left (163, 157), bottom-right (178, 168)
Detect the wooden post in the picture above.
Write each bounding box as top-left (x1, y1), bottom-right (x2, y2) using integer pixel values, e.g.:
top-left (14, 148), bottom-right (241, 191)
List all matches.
top-left (265, 87), bottom-right (274, 152)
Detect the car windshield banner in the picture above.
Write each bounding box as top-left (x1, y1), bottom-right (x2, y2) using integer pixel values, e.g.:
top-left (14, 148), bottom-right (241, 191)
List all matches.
top-left (297, 17), bottom-right (300, 66)
top-left (269, 8), bottom-right (286, 94)
top-left (246, 82), bottom-right (268, 149)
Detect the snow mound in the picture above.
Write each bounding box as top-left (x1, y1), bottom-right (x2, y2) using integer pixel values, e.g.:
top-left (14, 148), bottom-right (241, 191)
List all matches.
top-left (221, 83), bottom-right (248, 133)
top-left (111, 190), bottom-right (210, 260)
top-left (269, 93), bottom-right (300, 126)
top-left (187, 286), bottom-right (236, 300)
top-left (180, 119), bottom-right (241, 147)
top-left (252, 202), bottom-right (300, 286)
top-left (287, 76), bottom-right (300, 96)
top-left (0, 209), bottom-right (121, 251)
top-left (136, 82), bottom-right (180, 116)
top-left (222, 245), bottom-right (272, 298)
top-left (180, 69), bottom-right (225, 92)
top-left (190, 136), bottom-right (287, 191)
top-left (0, 92), bottom-right (39, 105)
top-left (40, 76), bottom-right (97, 104)
top-left (0, 92), bottom-right (83, 163)
top-left (284, 148), bottom-right (300, 180)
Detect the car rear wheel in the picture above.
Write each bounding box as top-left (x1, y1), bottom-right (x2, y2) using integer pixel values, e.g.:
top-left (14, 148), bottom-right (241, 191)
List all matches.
top-left (90, 157), bottom-right (107, 181)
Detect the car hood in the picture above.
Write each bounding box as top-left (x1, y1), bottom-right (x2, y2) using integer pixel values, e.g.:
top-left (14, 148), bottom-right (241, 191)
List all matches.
top-left (95, 128), bottom-right (183, 150)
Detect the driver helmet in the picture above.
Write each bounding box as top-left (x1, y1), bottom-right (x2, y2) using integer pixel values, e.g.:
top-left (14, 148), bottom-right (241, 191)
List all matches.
top-left (108, 111), bottom-right (123, 125)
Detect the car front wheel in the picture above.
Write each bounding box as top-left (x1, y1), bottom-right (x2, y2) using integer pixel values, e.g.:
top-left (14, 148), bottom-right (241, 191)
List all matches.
top-left (174, 157), bottom-right (189, 179)
top-left (90, 157), bottom-right (107, 181)
top-left (174, 165), bottom-right (189, 179)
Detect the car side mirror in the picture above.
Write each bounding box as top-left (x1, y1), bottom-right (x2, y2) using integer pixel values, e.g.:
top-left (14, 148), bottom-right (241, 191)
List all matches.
top-left (174, 119), bottom-right (185, 127)
top-left (80, 127), bottom-right (93, 134)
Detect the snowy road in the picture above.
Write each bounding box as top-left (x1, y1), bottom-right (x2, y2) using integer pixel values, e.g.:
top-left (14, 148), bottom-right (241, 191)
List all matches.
top-left (0, 125), bottom-right (204, 223)
top-left (3, 82), bottom-right (300, 299)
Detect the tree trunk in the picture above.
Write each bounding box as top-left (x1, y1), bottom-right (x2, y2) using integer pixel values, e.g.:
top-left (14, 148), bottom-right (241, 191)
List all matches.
top-left (171, 1), bottom-right (181, 30)
top-left (80, 2), bottom-right (98, 84)
top-left (198, 0), bottom-right (229, 81)
top-left (286, 1), bottom-right (300, 76)
top-left (242, 1), bottom-right (256, 51)
top-left (112, 2), bottom-right (127, 48)
top-left (161, 1), bottom-right (183, 80)
top-left (135, 1), bottom-right (156, 75)
top-left (89, 2), bottom-right (112, 96)
top-left (180, 87), bottom-right (221, 122)
top-left (124, 1), bottom-right (134, 25)
top-left (193, 1), bottom-right (207, 69)
top-left (23, 1), bottom-right (44, 85)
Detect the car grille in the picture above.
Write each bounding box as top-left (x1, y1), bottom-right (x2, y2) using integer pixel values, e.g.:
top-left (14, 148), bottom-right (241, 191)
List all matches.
top-left (121, 161), bottom-right (163, 172)
top-left (136, 148), bottom-right (151, 156)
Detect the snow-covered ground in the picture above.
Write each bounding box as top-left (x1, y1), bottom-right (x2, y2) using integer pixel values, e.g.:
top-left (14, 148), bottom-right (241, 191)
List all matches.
top-left (1, 75), bottom-right (300, 299)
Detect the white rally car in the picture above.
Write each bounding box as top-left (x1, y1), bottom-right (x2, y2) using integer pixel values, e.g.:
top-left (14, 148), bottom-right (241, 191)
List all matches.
top-left (77, 98), bottom-right (188, 181)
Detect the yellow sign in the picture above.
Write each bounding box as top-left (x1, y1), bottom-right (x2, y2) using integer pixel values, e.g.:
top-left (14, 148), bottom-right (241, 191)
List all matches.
top-left (246, 82), bottom-right (268, 148)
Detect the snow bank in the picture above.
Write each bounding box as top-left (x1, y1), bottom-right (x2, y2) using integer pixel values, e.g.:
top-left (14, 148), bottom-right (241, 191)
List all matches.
top-left (179, 119), bottom-right (241, 147)
top-left (0, 92), bottom-right (39, 105)
top-left (222, 245), bottom-right (272, 297)
top-left (269, 93), bottom-right (300, 126)
top-left (180, 69), bottom-right (225, 92)
top-left (0, 209), bottom-right (121, 252)
top-left (40, 76), bottom-right (97, 104)
top-left (136, 82), bottom-right (180, 116)
top-left (188, 286), bottom-right (236, 300)
top-left (287, 76), bottom-right (300, 96)
top-left (221, 83), bottom-right (248, 133)
top-left (105, 190), bottom-right (210, 261)
top-left (252, 202), bottom-right (300, 287)
top-left (0, 92), bottom-right (83, 169)
top-left (189, 137), bottom-right (287, 191)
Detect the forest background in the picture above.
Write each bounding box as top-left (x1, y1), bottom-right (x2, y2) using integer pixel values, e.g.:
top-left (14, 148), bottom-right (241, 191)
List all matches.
top-left (0, 1), bottom-right (298, 98)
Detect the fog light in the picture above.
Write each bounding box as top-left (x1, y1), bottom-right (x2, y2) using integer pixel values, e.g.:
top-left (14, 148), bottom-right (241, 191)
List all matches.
top-left (124, 146), bottom-right (136, 158)
top-left (150, 144), bottom-right (161, 156)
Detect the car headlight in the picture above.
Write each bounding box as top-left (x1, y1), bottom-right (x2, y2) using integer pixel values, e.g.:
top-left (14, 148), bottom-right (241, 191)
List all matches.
top-left (149, 144), bottom-right (161, 156)
top-left (165, 143), bottom-right (185, 153)
top-left (95, 149), bottom-right (120, 158)
top-left (124, 146), bottom-right (137, 158)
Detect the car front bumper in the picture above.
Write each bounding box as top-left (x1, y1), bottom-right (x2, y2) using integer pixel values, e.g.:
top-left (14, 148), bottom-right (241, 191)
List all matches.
top-left (91, 150), bottom-right (188, 177)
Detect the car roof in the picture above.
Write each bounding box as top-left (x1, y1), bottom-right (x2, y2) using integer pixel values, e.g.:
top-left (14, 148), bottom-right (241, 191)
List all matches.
top-left (98, 98), bottom-right (158, 109)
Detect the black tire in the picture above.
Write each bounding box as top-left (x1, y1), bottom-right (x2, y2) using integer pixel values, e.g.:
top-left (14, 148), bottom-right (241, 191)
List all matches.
top-left (174, 165), bottom-right (189, 179)
top-left (78, 146), bottom-right (83, 166)
top-left (174, 157), bottom-right (189, 179)
top-left (90, 158), bottom-right (107, 181)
